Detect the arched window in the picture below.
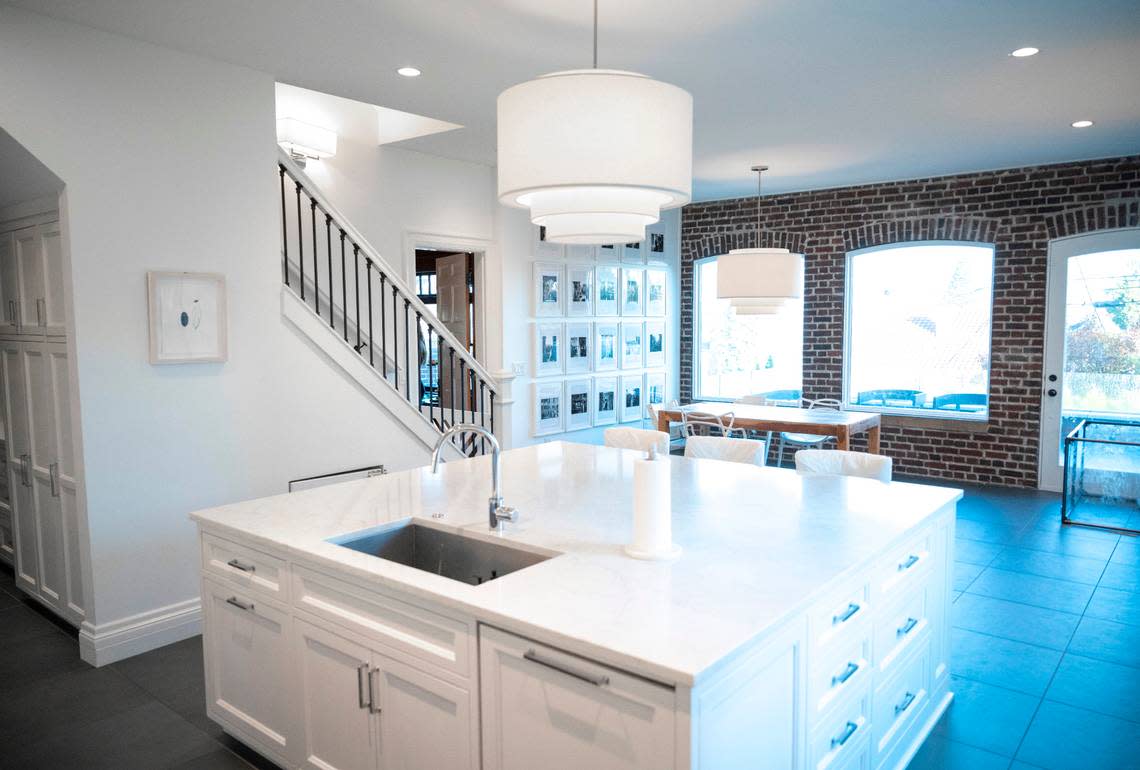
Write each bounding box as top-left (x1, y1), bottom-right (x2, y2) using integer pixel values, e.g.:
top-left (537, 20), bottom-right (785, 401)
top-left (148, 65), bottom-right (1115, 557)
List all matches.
top-left (844, 241), bottom-right (995, 418)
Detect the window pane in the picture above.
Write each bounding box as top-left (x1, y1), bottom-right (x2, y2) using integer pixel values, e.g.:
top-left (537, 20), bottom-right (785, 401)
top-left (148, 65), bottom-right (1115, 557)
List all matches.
top-left (846, 243), bottom-right (993, 416)
top-left (695, 259), bottom-right (803, 400)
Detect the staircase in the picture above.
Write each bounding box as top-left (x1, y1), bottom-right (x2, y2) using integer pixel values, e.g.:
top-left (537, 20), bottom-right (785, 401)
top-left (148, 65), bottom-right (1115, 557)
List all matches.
top-left (277, 148), bottom-right (499, 457)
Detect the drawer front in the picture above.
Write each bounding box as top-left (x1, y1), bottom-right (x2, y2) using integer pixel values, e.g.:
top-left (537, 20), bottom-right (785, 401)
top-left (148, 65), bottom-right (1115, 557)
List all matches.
top-left (202, 532), bottom-right (288, 603)
top-left (871, 640), bottom-right (930, 769)
top-left (809, 630), bottom-right (872, 720)
top-left (809, 685), bottom-right (871, 770)
top-left (292, 565), bottom-right (471, 677)
top-left (873, 577), bottom-right (930, 676)
top-left (872, 530), bottom-right (933, 605)
top-left (809, 581), bottom-right (872, 658)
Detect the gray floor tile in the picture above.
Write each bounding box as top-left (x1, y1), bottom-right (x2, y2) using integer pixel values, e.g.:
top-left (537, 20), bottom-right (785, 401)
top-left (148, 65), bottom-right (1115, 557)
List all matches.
top-left (0, 586), bottom-right (19, 610)
top-left (1046, 654), bottom-right (1140, 724)
top-left (951, 627), bottom-right (1062, 696)
top-left (956, 518), bottom-right (1025, 545)
top-left (1084, 585), bottom-right (1140, 627)
top-left (1016, 701), bottom-right (1140, 770)
top-left (908, 733), bottom-right (1011, 770)
top-left (0, 604), bottom-right (69, 644)
top-left (1099, 562), bottom-right (1140, 593)
top-left (953, 561), bottom-right (984, 591)
top-left (0, 630), bottom-right (89, 693)
top-left (1012, 526), bottom-right (1119, 560)
top-left (1067, 616), bottom-right (1140, 669)
top-left (988, 547), bottom-right (1107, 585)
top-left (966, 567), bottom-right (1095, 614)
top-left (935, 675), bottom-right (1038, 756)
top-left (172, 747), bottom-right (257, 769)
top-left (955, 537), bottom-right (1005, 566)
top-left (953, 593), bottom-right (1082, 651)
top-left (1111, 537), bottom-right (1140, 566)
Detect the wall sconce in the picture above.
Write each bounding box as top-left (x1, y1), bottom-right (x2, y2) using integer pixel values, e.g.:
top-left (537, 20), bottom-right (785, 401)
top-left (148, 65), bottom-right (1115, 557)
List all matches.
top-left (276, 118), bottom-right (337, 167)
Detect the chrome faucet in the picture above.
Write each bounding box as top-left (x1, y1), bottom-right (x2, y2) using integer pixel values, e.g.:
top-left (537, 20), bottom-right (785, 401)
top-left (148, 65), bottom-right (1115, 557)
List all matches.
top-left (431, 424), bottom-right (519, 532)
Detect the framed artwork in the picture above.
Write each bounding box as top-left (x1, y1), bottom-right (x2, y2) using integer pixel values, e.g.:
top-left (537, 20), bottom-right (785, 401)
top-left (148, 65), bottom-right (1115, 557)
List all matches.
top-left (533, 262), bottom-right (564, 317)
top-left (147, 271), bottom-right (227, 364)
top-left (645, 320), bottom-right (665, 368)
top-left (533, 225), bottom-right (564, 260)
top-left (622, 240), bottom-right (643, 264)
top-left (645, 371), bottom-right (666, 417)
top-left (594, 322), bottom-right (618, 371)
top-left (621, 268), bottom-right (644, 316)
top-left (594, 264), bottom-right (619, 316)
top-left (565, 378), bottom-right (592, 431)
top-left (620, 322), bottom-right (643, 369)
top-left (567, 265), bottom-right (594, 317)
top-left (533, 322), bottom-right (563, 377)
top-left (593, 376), bottom-right (617, 426)
top-left (645, 269), bottom-right (667, 316)
top-left (646, 221), bottom-right (668, 264)
top-left (533, 381), bottom-right (564, 436)
top-left (565, 244), bottom-right (597, 261)
top-left (619, 375), bottom-right (643, 423)
top-left (565, 322), bottom-right (591, 374)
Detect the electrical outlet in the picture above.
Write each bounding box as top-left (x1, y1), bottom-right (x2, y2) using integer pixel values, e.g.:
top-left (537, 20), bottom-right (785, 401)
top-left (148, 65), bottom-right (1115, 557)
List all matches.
top-left (512, 362), bottom-right (526, 376)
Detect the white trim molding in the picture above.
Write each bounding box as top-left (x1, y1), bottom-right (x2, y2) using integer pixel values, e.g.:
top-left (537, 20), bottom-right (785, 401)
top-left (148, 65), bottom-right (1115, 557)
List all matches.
top-left (79, 598), bottom-right (202, 667)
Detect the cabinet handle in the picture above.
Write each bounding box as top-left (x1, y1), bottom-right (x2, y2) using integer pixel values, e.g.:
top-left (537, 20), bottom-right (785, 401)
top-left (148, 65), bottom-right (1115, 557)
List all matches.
top-left (20, 454), bottom-right (30, 487)
top-left (897, 617), bottom-right (918, 638)
top-left (524, 649), bottom-right (610, 687)
top-left (368, 667), bottom-right (381, 714)
top-left (894, 691), bottom-right (916, 717)
top-left (49, 462), bottom-right (59, 498)
top-left (226, 558), bottom-right (256, 573)
top-left (357, 663), bottom-right (370, 709)
top-left (898, 554), bottom-right (920, 572)
top-left (832, 602), bottom-right (860, 625)
top-left (7, 300), bottom-right (13, 323)
top-left (830, 720), bottom-right (859, 749)
top-left (831, 661), bottom-right (859, 687)
top-left (36, 298), bottom-right (45, 327)
top-left (225, 596), bottom-right (254, 612)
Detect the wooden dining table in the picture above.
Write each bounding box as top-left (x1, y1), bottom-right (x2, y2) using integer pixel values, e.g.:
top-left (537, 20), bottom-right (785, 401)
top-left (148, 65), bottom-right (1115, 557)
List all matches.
top-left (656, 401), bottom-right (883, 453)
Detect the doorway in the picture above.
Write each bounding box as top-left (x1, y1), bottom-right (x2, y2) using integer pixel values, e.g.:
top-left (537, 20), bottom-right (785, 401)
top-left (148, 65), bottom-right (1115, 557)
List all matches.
top-left (413, 248), bottom-right (477, 413)
top-left (1039, 229), bottom-right (1140, 500)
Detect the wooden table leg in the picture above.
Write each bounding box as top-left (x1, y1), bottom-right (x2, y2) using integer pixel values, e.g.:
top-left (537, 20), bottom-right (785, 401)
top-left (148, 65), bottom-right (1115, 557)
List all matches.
top-left (836, 428), bottom-right (850, 451)
top-left (867, 425), bottom-right (881, 455)
top-left (657, 412), bottom-right (671, 433)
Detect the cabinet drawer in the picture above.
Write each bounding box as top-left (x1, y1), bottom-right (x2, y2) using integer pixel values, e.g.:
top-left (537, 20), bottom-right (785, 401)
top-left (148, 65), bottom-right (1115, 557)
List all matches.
top-left (809, 685), bottom-right (871, 770)
top-left (202, 533), bottom-right (288, 603)
top-left (809, 629), bottom-right (872, 720)
top-left (809, 581), bottom-right (872, 658)
top-left (872, 530), bottom-right (933, 605)
top-left (292, 565), bottom-right (471, 677)
top-left (873, 577), bottom-right (930, 676)
top-left (871, 640), bottom-right (930, 769)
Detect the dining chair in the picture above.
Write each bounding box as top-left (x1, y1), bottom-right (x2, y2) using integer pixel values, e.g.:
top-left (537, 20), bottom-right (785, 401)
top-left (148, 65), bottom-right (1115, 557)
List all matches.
top-left (776, 398), bottom-right (841, 467)
top-left (680, 410), bottom-right (741, 439)
top-left (794, 449), bottom-right (892, 482)
top-left (603, 427), bottom-right (670, 455)
top-left (734, 394), bottom-right (775, 455)
top-left (647, 399), bottom-right (685, 450)
top-left (684, 435), bottom-right (768, 466)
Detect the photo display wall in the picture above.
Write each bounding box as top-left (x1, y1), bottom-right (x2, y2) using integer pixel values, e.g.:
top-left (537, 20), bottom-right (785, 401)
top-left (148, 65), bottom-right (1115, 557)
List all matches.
top-left (530, 222), bottom-right (672, 437)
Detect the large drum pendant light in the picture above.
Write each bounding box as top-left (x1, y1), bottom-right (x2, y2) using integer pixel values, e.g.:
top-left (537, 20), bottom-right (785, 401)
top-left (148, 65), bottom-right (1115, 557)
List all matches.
top-left (716, 165), bottom-right (804, 308)
top-left (497, 2), bottom-right (693, 245)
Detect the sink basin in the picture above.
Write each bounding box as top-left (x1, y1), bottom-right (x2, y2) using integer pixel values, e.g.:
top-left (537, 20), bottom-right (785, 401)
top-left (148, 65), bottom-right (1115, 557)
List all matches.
top-left (329, 520), bottom-right (553, 586)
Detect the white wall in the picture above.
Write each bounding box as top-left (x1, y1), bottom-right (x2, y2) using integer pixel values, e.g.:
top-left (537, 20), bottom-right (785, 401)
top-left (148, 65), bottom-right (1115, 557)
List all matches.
top-left (0, 7), bottom-right (437, 637)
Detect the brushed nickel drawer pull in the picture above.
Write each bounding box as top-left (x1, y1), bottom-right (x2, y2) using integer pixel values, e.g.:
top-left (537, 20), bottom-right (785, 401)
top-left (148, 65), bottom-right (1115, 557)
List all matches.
top-left (832, 602), bottom-right (860, 625)
top-left (524, 649), bottom-right (610, 687)
top-left (894, 691), bottom-right (916, 717)
top-left (898, 554), bottom-right (920, 571)
top-left (226, 558), bottom-right (255, 573)
top-left (225, 596), bottom-right (254, 612)
top-left (831, 720), bottom-right (858, 749)
top-left (831, 661), bottom-right (859, 687)
top-left (897, 617), bottom-right (918, 638)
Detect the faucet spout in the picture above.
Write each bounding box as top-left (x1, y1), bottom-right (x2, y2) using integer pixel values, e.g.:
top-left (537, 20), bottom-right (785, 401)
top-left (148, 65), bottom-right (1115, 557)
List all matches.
top-left (430, 424), bottom-right (517, 531)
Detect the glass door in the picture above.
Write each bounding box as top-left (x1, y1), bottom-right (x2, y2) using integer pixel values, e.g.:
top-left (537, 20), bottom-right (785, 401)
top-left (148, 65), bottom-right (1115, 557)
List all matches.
top-left (1040, 229), bottom-right (1140, 495)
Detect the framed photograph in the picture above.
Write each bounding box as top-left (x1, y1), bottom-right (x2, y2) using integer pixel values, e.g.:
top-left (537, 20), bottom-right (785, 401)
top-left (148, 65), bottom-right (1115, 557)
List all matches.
top-left (645, 269), bottom-right (667, 316)
top-left (594, 322), bottom-right (618, 371)
top-left (147, 271), bottom-right (227, 364)
top-left (621, 268), bottom-right (644, 316)
top-left (646, 221), bottom-right (668, 264)
top-left (565, 322), bottom-right (591, 374)
top-left (593, 376), bottom-right (617, 426)
top-left (565, 378), bottom-right (592, 431)
top-left (645, 320), bottom-right (665, 368)
top-left (567, 265), bottom-right (593, 317)
top-left (533, 381), bottom-right (564, 436)
top-left (533, 262), bottom-right (564, 317)
top-left (565, 244), bottom-right (597, 261)
top-left (619, 375), bottom-right (643, 423)
top-left (622, 240), bottom-right (643, 264)
top-left (645, 371), bottom-right (667, 417)
top-left (620, 322), bottom-right (643, 369)
top-left (594, 264), bottom-right (619, 317)
top-left (533, 322), bottom-right (563, 377)
top-left (533, 225), bottom-right (564, 260)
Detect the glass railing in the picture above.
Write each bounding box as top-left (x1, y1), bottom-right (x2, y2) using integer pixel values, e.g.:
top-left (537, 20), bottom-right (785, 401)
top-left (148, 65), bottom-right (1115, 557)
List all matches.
top-left (1063, 418), bottom-right (1140, 534)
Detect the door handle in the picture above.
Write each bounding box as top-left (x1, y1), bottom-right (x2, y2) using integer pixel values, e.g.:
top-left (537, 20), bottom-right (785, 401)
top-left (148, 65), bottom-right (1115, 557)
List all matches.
top-left (49, 462), bottom-right (59, 498)
top-left (7, 300), bottom-right (13, 323)
top-left (357, 663), bottom-right (370, 709)
top-left (368, 667), bottom-right (381, 714)
top-left (20, 454), bottom-right (30, 487)
top-left (523, 649), bottom-right (610, 686)
top-left (36, 298), bottom-right (45, 326)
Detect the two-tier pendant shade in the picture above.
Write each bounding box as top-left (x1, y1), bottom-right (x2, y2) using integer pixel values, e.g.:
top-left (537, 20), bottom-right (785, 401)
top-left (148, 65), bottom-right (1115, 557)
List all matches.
top-left (497, 69), bottom-right (693, 244)
top-left (716, 247), bottom-right (804, 311)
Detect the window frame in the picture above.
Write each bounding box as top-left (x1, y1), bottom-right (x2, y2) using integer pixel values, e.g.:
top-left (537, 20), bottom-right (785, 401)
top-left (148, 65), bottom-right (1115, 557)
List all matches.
top-left (841, 239), bottom-right (996, 421)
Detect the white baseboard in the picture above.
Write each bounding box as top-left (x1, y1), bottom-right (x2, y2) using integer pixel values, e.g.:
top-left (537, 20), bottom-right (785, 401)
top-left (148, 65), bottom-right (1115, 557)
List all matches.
top-left (78, 598), bottom-right (202, 667)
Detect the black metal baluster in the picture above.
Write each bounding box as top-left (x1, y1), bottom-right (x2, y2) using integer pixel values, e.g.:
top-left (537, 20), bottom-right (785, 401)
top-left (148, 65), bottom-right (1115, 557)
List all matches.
top-left (365, 259), bottom-right (374, 367)
top-left (309, 198), bottom-right (318, 312)
top-left (490, 394), bottom-right (495, 440)
top-left (325, 215), bottom-right (333, 327)
top-left (353, 245), bottom-right (362, 354)
top-left (294, 182), bottom-right (304, 297)
top-left (427, 326), bottom-right (435, 426)
top-left (404, 300), bottom-right (411, 402)
top-left (339, 231), bottom-right (348, 343)
top-left (449, 348), bottom-right (456, 429)
top-left (479, 380), bottom-right (487, 455)
top-left (459, 359), bottom-right (466, 425)
top-left (279, 166), bottom-right (288, 287)
top-left (379, 274), bottom-right (387, 381)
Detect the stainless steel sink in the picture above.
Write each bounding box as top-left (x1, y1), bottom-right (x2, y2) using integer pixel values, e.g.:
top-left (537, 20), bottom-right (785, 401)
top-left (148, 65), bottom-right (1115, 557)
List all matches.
top-left (328, 520), bottom-right (553, 586)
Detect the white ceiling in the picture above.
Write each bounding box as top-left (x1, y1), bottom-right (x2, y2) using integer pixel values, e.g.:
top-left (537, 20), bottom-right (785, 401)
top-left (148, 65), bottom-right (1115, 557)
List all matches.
top-left (0, 127), bottom-right (63, 209)
top-left (12, 0), bottom-right (1140, 200)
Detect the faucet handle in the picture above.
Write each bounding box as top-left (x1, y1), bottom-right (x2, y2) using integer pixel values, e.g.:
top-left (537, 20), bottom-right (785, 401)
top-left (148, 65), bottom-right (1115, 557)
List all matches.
top-left (495, 506), bottom-right (519, 524)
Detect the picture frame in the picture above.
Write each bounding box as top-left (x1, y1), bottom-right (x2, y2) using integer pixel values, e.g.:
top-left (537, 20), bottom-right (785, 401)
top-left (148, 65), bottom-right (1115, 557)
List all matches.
top-left (645, 320), bottom-right (665, 368)
top-left (565, 322), bottom-right (591, 374)
top-left (619, 375), bottom-right (643, 423)
top-left (645, 371), bottom-right (666, 418)
top-left (533, 322), bottom-right (564, 377)
top-left (620, 322), bottom-right (644, 369)
top-left (645, 269), bottom-right (667, 317)
top-left (593, 376), bottom-right (617, 426)
top-left (565, 244), bottom-right (597, 262)
top-left (621, 267), bottom-right (644, 316)
top-left (533, 225), bottom-right (564, 260)
top-left (594, 322), bottom-right (618, 371)
top-left (533, 262), bottom-right (564, 317)
top-left (645, 221), bottom-right (668, 264)
top-left (564, 378), bottom-right (592, 431)
top-left (147, 271), bottom-right (228, 364)
top-left (567, 265), bottom-right (594, 317)
top-left (533, 381), bottom-right (564, 436)
top-left (621, 240), bottom-right (643, 264)
top-left (594, 264), bottom-right (619, 317)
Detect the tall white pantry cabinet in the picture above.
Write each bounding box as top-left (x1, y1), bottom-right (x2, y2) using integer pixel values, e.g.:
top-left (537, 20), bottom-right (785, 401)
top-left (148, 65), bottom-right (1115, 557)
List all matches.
top-left (0, 209), bottom-right (85, 626)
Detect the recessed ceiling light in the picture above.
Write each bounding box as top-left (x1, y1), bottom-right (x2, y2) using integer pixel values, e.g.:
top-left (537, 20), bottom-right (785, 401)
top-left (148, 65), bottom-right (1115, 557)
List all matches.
top-left (396, 66), bottom-right (421, 78)
top-left (1010, 47), bottom-right (1039, 57)
top-left (1071, 119), bottom-right (1094, 128)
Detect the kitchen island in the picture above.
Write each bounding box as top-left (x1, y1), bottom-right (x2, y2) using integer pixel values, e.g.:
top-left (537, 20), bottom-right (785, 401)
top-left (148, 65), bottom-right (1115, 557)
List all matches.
top-left (190, 441), bottom-right (959, 770)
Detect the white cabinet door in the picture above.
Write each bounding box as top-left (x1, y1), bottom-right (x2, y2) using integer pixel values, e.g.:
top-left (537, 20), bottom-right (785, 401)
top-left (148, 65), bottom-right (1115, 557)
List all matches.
top-left (13, 226), bottom-right (45, 333)
top-left (1, 340), bottom-right (38, 591)
top-left (295, 618), bottom-right (379, 770)
top-left (0, 231), bottom-right (18, 335)
top-left (23, 342), bottom-right (64, 612)
top-left (0, 505), bottom-right (13, 565)
top-left (479, 625), bottom-right (676, 770)
top-left (374, 653), bottom-right (475, 770)
top-left (48, 342), bottom-right (83, 619)
top-left (40, 222), bottom-right (66, 338)
top-left (202, 577), bottom-right (296, 764)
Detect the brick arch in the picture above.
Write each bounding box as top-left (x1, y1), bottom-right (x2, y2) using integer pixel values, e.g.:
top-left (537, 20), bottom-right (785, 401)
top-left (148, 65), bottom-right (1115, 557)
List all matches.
top-left (682, 228), bottom-right (808, 263)
top-left (840, 216), bottom-right (1000, 252)
top-left (1044, 199), bottom-right (1140, 240)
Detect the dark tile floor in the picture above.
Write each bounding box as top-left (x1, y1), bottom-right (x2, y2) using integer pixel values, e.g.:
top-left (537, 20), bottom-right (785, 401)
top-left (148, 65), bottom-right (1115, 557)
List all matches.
top-left (0, 483), bottom-right (1136, 769)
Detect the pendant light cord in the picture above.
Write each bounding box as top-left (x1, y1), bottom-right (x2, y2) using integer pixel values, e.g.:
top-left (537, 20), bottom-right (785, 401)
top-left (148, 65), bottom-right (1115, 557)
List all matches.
top-left (751, 164), bottom-right (768, 244)
top-left (593, 0), bottom-right (598, 68)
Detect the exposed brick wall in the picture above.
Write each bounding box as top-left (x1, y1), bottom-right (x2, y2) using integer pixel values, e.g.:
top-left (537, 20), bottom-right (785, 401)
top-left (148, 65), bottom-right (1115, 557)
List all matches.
top-left (680, 156), bottom-right (1140, 487)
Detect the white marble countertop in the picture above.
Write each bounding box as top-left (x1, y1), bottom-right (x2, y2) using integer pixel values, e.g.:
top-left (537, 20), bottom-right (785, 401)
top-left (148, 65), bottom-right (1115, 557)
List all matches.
top-left (190, 441), bottom-right (961, 686)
